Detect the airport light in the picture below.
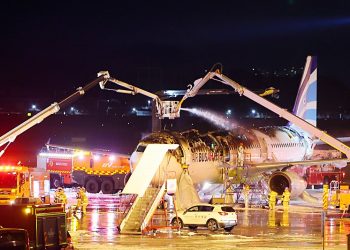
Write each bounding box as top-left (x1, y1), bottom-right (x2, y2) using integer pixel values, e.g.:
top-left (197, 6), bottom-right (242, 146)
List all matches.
top-left (31, 105), bottom-right (36, 110)
top-left (251, 109), bottom-right (256, 114)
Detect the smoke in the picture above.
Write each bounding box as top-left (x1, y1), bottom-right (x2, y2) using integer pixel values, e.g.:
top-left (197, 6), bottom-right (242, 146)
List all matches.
top-left (181, 108), bottom-right (237, 130)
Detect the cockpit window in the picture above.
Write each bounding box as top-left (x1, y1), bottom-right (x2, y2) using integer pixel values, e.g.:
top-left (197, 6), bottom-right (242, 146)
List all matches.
top-left (136, 145), bottom-right (147, 152)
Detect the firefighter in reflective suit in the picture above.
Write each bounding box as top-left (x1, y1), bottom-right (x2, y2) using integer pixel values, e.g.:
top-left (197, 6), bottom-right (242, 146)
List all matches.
top-left (268, 190), bottom-right (278, 210)
top-left (75, 187), bottom-right (82, 214)
top-left (54, 187), bottom-right (67, 205)
top-left (282, 187), bottom-right (291, 210)
top-left (75, 187), bottom-right (89, 215)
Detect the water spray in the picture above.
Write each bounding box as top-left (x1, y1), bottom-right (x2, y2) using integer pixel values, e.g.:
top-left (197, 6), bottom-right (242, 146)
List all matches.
top-left (181, 108), bottom-right (237, 130)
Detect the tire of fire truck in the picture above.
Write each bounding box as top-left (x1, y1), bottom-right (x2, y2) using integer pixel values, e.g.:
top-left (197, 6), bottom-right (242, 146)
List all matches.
top-left (101, 179), bottom-right (114, 194)
top-left (85, 178), bottom-right (100, 193)
top-left (50, 174), bottom-right (62, 189)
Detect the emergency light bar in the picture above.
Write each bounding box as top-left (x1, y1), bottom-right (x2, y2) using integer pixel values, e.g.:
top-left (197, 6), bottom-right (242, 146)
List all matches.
top-left (38, 152), bottom-right (73, 158)
top-left (0, 166), bottom-right (23, 171)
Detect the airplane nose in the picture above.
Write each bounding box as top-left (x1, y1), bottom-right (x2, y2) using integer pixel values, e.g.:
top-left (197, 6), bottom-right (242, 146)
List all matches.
top-left (130, 151), bottom-right (142, 171)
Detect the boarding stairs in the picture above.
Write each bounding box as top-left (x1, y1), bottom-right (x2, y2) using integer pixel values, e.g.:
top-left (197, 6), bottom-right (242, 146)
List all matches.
top-left (118, 144), bottom-right (178, 234)
top-left (119, 184), bottom-right (166, 234)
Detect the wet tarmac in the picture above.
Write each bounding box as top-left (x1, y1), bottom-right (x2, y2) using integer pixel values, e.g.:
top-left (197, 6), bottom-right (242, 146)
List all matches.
top-left (61, 190), bottom-right (350, 250)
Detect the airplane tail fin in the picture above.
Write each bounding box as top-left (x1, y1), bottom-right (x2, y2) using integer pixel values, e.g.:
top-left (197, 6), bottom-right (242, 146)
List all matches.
top-left (292, 56), bottom-right (317, 127)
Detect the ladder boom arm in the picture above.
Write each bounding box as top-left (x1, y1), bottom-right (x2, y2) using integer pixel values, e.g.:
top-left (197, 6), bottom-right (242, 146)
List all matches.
top-left (0, 73), bottom-right (109, 156)
top-left (214, 73), bottom-right (350, 159)
top-left (176, 71), bottom-right (350, 160)
top-left (100, 75), bottom-right (164, 117)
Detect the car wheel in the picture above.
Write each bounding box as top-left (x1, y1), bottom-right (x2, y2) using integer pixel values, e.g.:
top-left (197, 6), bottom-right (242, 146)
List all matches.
top-left (207, 219), bottom-right (219, 231)
top-left (171, 218), bottom-right (183, 228)
top-left (188, 225), bottom-right (198, 230)
top-left (224, 226), bottom-right (234, 232)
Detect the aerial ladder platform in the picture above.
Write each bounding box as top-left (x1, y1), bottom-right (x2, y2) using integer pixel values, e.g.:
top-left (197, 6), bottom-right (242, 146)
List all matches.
top-left (118, 144), bottom-right (178, 234)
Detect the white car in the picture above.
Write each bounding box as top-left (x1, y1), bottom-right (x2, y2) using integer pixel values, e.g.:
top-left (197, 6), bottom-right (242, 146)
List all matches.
top-left (170, 204), bottom-right (238, 232)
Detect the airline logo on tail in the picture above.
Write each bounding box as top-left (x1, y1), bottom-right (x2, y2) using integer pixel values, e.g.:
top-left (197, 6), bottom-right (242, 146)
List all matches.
top-left (292, 56), bottom-right (317, 127)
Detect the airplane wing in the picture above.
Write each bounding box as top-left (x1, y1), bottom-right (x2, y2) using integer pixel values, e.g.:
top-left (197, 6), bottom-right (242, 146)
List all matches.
top-left (250, 158), bottom-right (348, 172)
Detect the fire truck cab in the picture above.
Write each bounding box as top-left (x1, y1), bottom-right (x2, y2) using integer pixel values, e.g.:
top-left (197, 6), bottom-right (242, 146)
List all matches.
top-left (0, 166), bottom-right (50, 204)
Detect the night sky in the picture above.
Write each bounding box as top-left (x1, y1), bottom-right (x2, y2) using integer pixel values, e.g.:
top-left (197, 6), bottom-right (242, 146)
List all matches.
top-left (1, 1), bottom-right (350, 96)
top-left (1, 1), bottom-right (350, 164)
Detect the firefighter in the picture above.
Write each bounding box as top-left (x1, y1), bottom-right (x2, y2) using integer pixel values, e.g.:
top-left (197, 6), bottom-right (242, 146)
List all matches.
top-left (54, 187), bottom-right (67, 205)
top-left (237, 142), bottom-right (244, 167)
top-left (74, 187), bottom-right (82, 214)
top-left (282, 187), bottom-right (290, 210)
top-left (80, 187), bottom-right (89, 215)
top-left (268, 190), bottom-right (278, 210)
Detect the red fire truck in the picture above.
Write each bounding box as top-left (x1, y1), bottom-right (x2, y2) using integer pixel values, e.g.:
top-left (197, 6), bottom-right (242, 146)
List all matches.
top-left (305, 164), bottom-right (345, 187)
top-left (0, 165), bottom-right (50, 204)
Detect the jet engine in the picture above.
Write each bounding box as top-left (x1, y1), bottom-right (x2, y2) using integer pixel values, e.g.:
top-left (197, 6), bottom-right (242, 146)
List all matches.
top-left (268, 171), bottom-right (307, 198)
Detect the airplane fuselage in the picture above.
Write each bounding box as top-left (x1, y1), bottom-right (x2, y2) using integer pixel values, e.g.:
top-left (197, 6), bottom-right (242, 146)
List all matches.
top-left (130, 126), bottom-right (312, 186)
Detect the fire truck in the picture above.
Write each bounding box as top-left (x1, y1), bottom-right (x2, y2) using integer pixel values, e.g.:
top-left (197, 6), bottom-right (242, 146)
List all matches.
top-left (305, 164), bottom-right (345, 187)
top-left (37, 144), bottom-right (130, 194)
top-left (0, 203), bottom-right (68, 249)
top-left (0, 165), bottom-right (50, 204)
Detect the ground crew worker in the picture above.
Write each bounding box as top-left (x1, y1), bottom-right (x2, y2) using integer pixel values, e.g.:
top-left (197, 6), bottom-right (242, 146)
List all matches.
top-left (268, 190), bottom-right (278, 210)
top-left (237, 142), bottom-right (244, 167)
top-left (282, 187), bottom-right (290, 210)
top-left (80, 187), bottom-right (89, 215)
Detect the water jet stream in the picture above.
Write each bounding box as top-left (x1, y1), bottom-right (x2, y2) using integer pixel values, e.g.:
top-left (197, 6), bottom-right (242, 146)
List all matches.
top-left (181, 108), bottom-right (237, 130)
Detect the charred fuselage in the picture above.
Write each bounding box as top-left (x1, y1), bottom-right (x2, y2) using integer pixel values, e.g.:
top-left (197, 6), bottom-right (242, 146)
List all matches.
top-left (131, 126), bottom-right (312, 198)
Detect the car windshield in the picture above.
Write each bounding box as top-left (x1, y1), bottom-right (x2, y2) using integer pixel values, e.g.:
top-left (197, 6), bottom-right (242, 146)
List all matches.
top-left (221, 206), bottom-right (235, 212)
top-left (0, 172), bottom-right (17, 188)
